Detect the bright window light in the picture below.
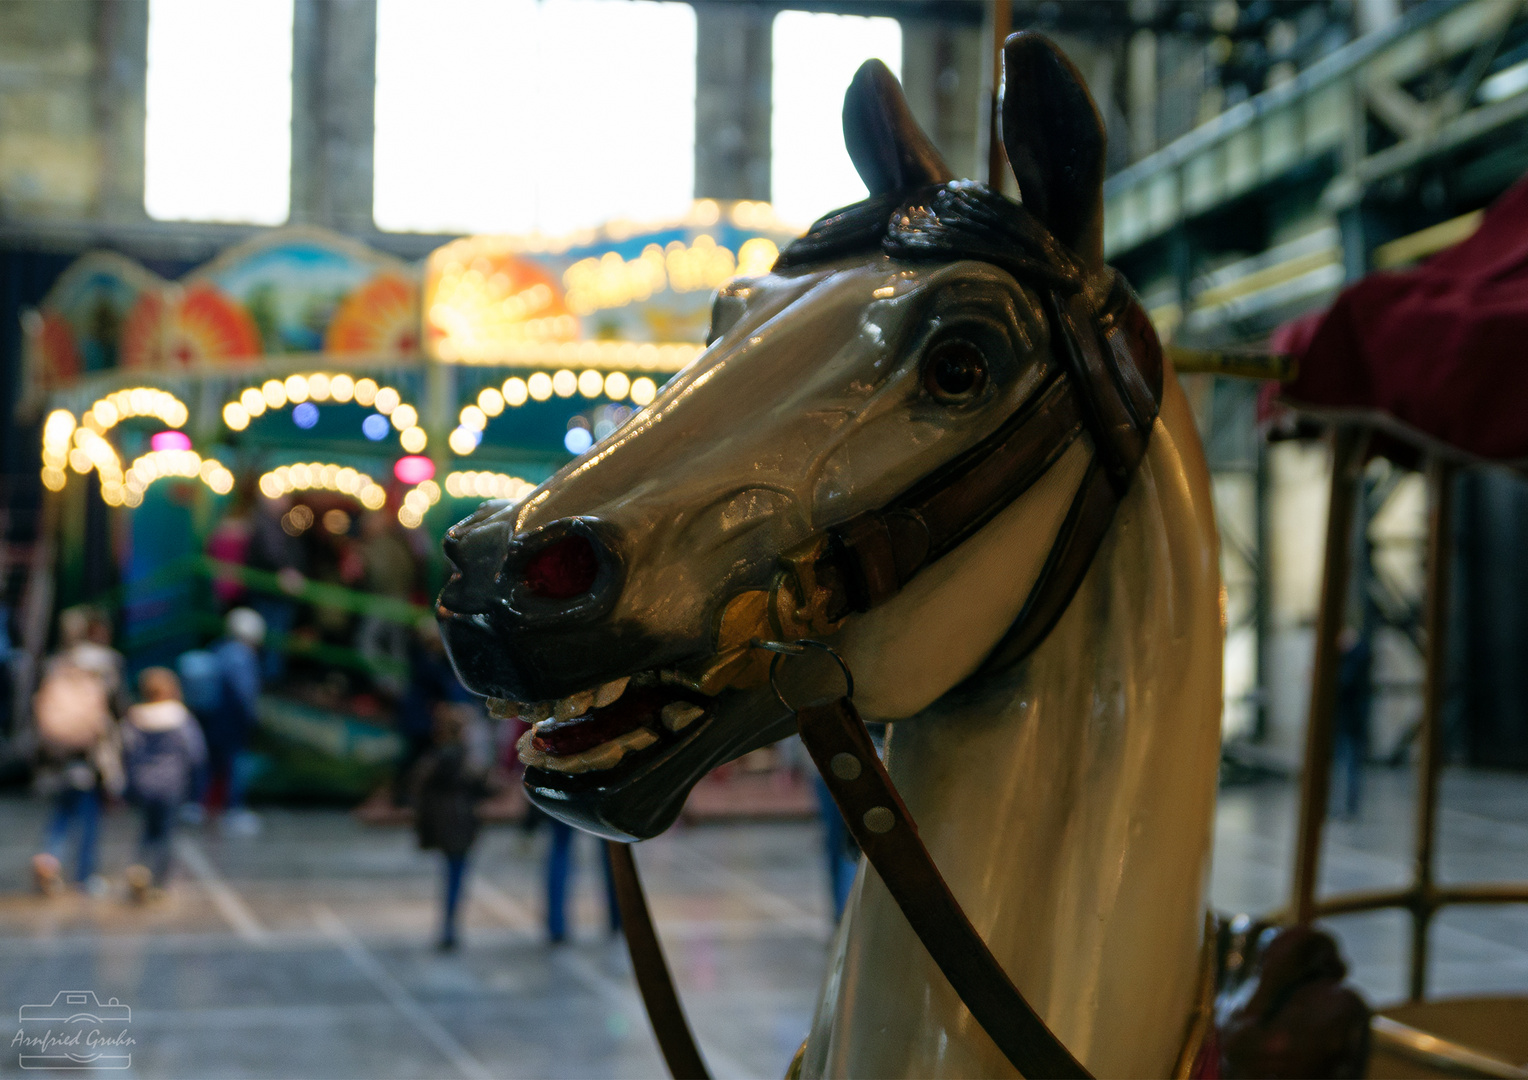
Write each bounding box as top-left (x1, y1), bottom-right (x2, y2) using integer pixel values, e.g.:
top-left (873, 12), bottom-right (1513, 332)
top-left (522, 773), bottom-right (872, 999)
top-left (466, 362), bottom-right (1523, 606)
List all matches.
top-left (771, 11), bottom-right (902, 229)
top-left (144, 0), bottom-right (294, 224)
top-left (375, 0), bottom-right (696, 236)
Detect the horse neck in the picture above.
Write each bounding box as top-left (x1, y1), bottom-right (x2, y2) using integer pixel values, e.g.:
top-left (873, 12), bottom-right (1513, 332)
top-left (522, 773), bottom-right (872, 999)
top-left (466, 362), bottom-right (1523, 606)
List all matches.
top-left (806, 378), bottom-right (1222, 1078)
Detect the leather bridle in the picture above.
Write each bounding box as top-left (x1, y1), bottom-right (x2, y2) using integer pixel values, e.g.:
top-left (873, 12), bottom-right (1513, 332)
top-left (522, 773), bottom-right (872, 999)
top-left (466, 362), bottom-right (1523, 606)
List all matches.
top-left (801, 272), bottom-right (1163, 670)
top-left (608, 197), bottom-right (1171, 1080)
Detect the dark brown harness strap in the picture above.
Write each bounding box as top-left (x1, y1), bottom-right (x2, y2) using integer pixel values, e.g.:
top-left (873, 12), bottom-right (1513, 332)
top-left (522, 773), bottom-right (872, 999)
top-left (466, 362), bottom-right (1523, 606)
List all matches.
top-left (606, 841), bottom-right (712, 1080)
top-left (796, 696), bottom-right (1092, 1079)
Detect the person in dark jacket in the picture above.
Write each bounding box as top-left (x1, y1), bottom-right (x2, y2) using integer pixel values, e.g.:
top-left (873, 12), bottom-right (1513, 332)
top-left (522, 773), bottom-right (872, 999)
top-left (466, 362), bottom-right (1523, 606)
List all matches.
top-left (394, 620), bottom-right (473, 807)
top-left (121, 667), bottom-right (206, 899)
top-left (412, 704), bottom-right (492, 950)
top-left (198, 607), bottom-right (265, 835)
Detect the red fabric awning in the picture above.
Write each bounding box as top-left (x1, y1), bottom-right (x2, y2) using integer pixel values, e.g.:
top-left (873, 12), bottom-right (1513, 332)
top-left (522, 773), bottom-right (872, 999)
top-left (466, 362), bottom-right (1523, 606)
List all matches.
top-left (1273, 175), bottom-right (1528, 463)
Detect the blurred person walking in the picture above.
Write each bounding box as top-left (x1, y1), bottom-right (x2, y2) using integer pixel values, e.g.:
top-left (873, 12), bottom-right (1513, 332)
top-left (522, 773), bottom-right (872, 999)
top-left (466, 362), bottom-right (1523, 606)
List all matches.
top-left (121, 668), bottom-right (206, 901)
top-left (393, 620), bottom-right (473, 807)
top-left (539, 809), bottom-right (621, 944)
top-left (1334, 626), bottom-right (1373, 818)
top-left (412, 704), bottom-right (493, 951)
top-left (200, 607), bottom-right (266, 836)
top-left (57, 606), bottom-right (126, 714)
top-left (30, 613), bottom-right (125, 895)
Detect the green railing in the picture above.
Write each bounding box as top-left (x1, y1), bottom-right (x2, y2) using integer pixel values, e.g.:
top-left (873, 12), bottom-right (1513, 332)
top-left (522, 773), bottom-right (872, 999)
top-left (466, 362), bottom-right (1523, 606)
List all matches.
top-left (108, 556), bottom-right (430, 679)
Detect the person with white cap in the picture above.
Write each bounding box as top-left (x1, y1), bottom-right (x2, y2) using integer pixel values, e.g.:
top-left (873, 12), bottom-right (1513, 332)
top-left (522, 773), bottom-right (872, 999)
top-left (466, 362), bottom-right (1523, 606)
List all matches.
top-left (195, 607), bottom-right (266, 836)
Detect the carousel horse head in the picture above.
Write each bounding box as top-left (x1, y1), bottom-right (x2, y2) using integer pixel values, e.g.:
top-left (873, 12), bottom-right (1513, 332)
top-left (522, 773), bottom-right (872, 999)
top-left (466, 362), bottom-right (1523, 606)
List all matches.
top-left (437, 34), bottom-right (1162, 840)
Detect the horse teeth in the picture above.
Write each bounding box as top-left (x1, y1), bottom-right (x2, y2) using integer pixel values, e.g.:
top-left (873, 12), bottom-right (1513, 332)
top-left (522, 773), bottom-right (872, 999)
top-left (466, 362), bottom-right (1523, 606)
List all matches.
top-left (553, 690), bottom-right (595, 720)
top-left (520, 701), bottom-right (552, 723)
top-left (661, 702), bottom-right (704, 732)
top-left (593, 677), bottom-right (629, 708)
top-left (522, 726), bottom-right (658, 774)
top-left (486, 698), bottom-right (522, 719)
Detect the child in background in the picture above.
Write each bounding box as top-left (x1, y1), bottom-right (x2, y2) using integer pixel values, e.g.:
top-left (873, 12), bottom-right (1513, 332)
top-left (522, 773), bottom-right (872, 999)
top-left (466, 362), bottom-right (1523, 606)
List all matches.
top-left (121, 667), bottom-right (206, 901)
top-left (412, 704), bottom-right (493, 950)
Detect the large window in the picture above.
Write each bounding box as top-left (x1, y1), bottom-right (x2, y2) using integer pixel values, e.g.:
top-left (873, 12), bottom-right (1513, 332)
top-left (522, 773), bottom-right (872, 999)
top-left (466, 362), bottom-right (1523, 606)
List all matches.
top-left (144, 0), bottom-right (294, 224)
top-left (770, 11), bottom-right (902, 229)
top-left (375, 0), bottom-right (696, 236)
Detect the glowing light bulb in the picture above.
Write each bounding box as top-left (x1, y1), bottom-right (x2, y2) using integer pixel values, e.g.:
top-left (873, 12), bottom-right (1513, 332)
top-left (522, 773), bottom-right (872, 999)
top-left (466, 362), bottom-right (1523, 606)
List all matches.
top-left (373, 387), bottom-right (400, 415)
top-left (578, 370), bottom-right (604, 398)
top-left (263, 379), bottom-right (287, 409)
top-left (448, 427), bottom-right (478, 455)
top-left (527, 372), bottom-right (553, 401)
top-left (330, 373), bottom-right (355, 403)
top-left (241, 388), bottom-right (267, 416)
top-left (224, 403), bottom-right (250, 431)
top-left (630, 377), bottom-right (657, 406)
top-left (552, 369), bottom-right (577, 398)
top-left (503, 377), bottom-right (529, 407)
top-left (400, 426), bottom-right (427, 453)
top-left (390, 403), bottom-right (418, 431)
top-left (354, 378), bottom-right (378, 407)
top-left (604, 372), bottom-right (631, 400)
top-left (459, 405), bottom-right (487, 432)
top-left (284, 374), bottom-right (310, 403)
top-left (478, 388), bottom-right (505, 416)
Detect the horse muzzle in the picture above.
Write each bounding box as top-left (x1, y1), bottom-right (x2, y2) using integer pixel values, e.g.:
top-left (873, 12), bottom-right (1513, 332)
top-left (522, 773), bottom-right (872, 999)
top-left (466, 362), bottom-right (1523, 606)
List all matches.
top-left (437, 512), bottom-right (673, 702)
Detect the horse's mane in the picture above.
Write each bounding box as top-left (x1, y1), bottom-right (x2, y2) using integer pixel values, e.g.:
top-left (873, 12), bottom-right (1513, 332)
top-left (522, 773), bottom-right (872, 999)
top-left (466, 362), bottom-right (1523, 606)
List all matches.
top-left (774, 180), bottom-right (1094, 299)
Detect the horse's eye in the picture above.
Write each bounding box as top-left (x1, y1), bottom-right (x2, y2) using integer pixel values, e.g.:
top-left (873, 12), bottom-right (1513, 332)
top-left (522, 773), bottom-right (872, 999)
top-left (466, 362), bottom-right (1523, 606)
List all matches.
top-left (923, 339), bottom-right (988, 403)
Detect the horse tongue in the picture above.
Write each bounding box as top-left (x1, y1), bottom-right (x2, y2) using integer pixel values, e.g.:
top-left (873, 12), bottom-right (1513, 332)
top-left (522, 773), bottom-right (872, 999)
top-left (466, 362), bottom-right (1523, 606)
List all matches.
top-left (532, 687), bottom-right (669, 756)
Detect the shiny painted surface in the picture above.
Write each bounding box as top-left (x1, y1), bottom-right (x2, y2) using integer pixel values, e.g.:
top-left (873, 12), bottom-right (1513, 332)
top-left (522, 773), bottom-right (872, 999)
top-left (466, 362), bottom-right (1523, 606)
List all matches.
top-left (437, 256), bottom-right (1073, 841)
top-left (439, 236), bottom-right (1222, 1073)
top-left (801, 371), bottom-right (1222, 1078)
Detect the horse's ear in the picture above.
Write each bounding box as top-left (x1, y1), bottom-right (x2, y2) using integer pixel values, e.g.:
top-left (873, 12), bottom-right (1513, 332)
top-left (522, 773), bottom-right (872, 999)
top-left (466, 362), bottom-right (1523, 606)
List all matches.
top-left (1001, 32), bottom-right (1106, 267)
top-left (842, 59), bottom-right (954, 197)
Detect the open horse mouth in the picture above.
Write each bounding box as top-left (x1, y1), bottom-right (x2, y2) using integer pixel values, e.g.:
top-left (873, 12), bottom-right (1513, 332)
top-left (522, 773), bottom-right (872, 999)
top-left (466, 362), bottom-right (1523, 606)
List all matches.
top-left (496, 670), bottom-right (713, 776)
top-left (483, 655), bottom-right (796, 840)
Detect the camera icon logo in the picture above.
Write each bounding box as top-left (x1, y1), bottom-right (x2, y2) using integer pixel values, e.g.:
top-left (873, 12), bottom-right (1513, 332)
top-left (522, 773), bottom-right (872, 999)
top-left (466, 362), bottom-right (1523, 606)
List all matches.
top-left (15, 991), bottom-right (133, 1070)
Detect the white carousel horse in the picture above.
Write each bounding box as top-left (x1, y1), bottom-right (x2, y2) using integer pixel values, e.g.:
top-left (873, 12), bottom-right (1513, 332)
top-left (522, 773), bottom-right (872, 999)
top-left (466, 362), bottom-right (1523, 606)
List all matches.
top-left (437, 33), bottom-right (1222, 1078)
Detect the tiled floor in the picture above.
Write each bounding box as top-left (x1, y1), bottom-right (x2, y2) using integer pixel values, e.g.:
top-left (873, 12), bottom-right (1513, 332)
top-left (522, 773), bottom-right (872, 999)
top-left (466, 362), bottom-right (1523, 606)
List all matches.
top-left (1, 765), bottom-right (1524, 1078)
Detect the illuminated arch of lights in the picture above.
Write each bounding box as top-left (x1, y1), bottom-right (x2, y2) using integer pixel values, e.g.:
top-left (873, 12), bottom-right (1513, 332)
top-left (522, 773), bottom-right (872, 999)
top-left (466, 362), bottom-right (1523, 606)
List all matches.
top-left (222, 373), bottom-right (428, 454)
top-left (448, 369), bottom-right (658, 457)
top-left (444, 471), bottom-right (536, 502)
top-left (82, 386), bottom-right (190, 433)
top-left (40, 391), bottom-right (216, 506)
top-left (257, 461), bottom-right (388, 511)
top-left (120, 450), bottom-right (235, 507)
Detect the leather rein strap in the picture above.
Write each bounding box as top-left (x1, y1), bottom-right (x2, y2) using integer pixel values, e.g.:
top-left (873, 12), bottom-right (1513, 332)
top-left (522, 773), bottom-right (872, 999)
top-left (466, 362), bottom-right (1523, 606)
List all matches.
top-left (608, 277), bottom-right (1164, 1080)
top-left (796, 694), bottom-right (1090, 1078)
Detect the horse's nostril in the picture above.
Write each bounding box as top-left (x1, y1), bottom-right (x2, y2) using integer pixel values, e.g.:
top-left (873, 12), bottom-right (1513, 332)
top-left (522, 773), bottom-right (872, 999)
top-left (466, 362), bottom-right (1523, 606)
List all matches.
top-left (522, 534), bottom-right (600, 599)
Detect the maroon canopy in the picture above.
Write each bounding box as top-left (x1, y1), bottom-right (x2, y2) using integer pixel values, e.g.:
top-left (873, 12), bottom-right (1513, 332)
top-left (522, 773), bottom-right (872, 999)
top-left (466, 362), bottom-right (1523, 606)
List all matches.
top-left (1272, 175), bottom-right (1528, 463)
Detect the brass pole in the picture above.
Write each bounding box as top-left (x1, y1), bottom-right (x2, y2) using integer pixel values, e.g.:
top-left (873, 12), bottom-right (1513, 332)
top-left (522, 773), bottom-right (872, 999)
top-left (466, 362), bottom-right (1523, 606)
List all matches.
top-left (1290, 425), bottom-right (1370, 924)
top-left (986, 0), bottom-right (1011, 189)
top-left (1410, 456), bottom-right (1456, 1001)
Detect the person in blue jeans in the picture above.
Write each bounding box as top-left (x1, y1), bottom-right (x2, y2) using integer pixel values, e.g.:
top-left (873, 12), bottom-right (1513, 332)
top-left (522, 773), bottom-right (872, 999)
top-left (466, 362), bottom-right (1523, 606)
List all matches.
top-left (412, 705), bottom-right (493, 950)
top-left (543, 815), bottom-right (621, 944)
top-left (196, 608), bottom-right (265, 835)
top-left (121, 667), bottom-right (206, 900)
top-left (31, 646), bottom-right (122, 895)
